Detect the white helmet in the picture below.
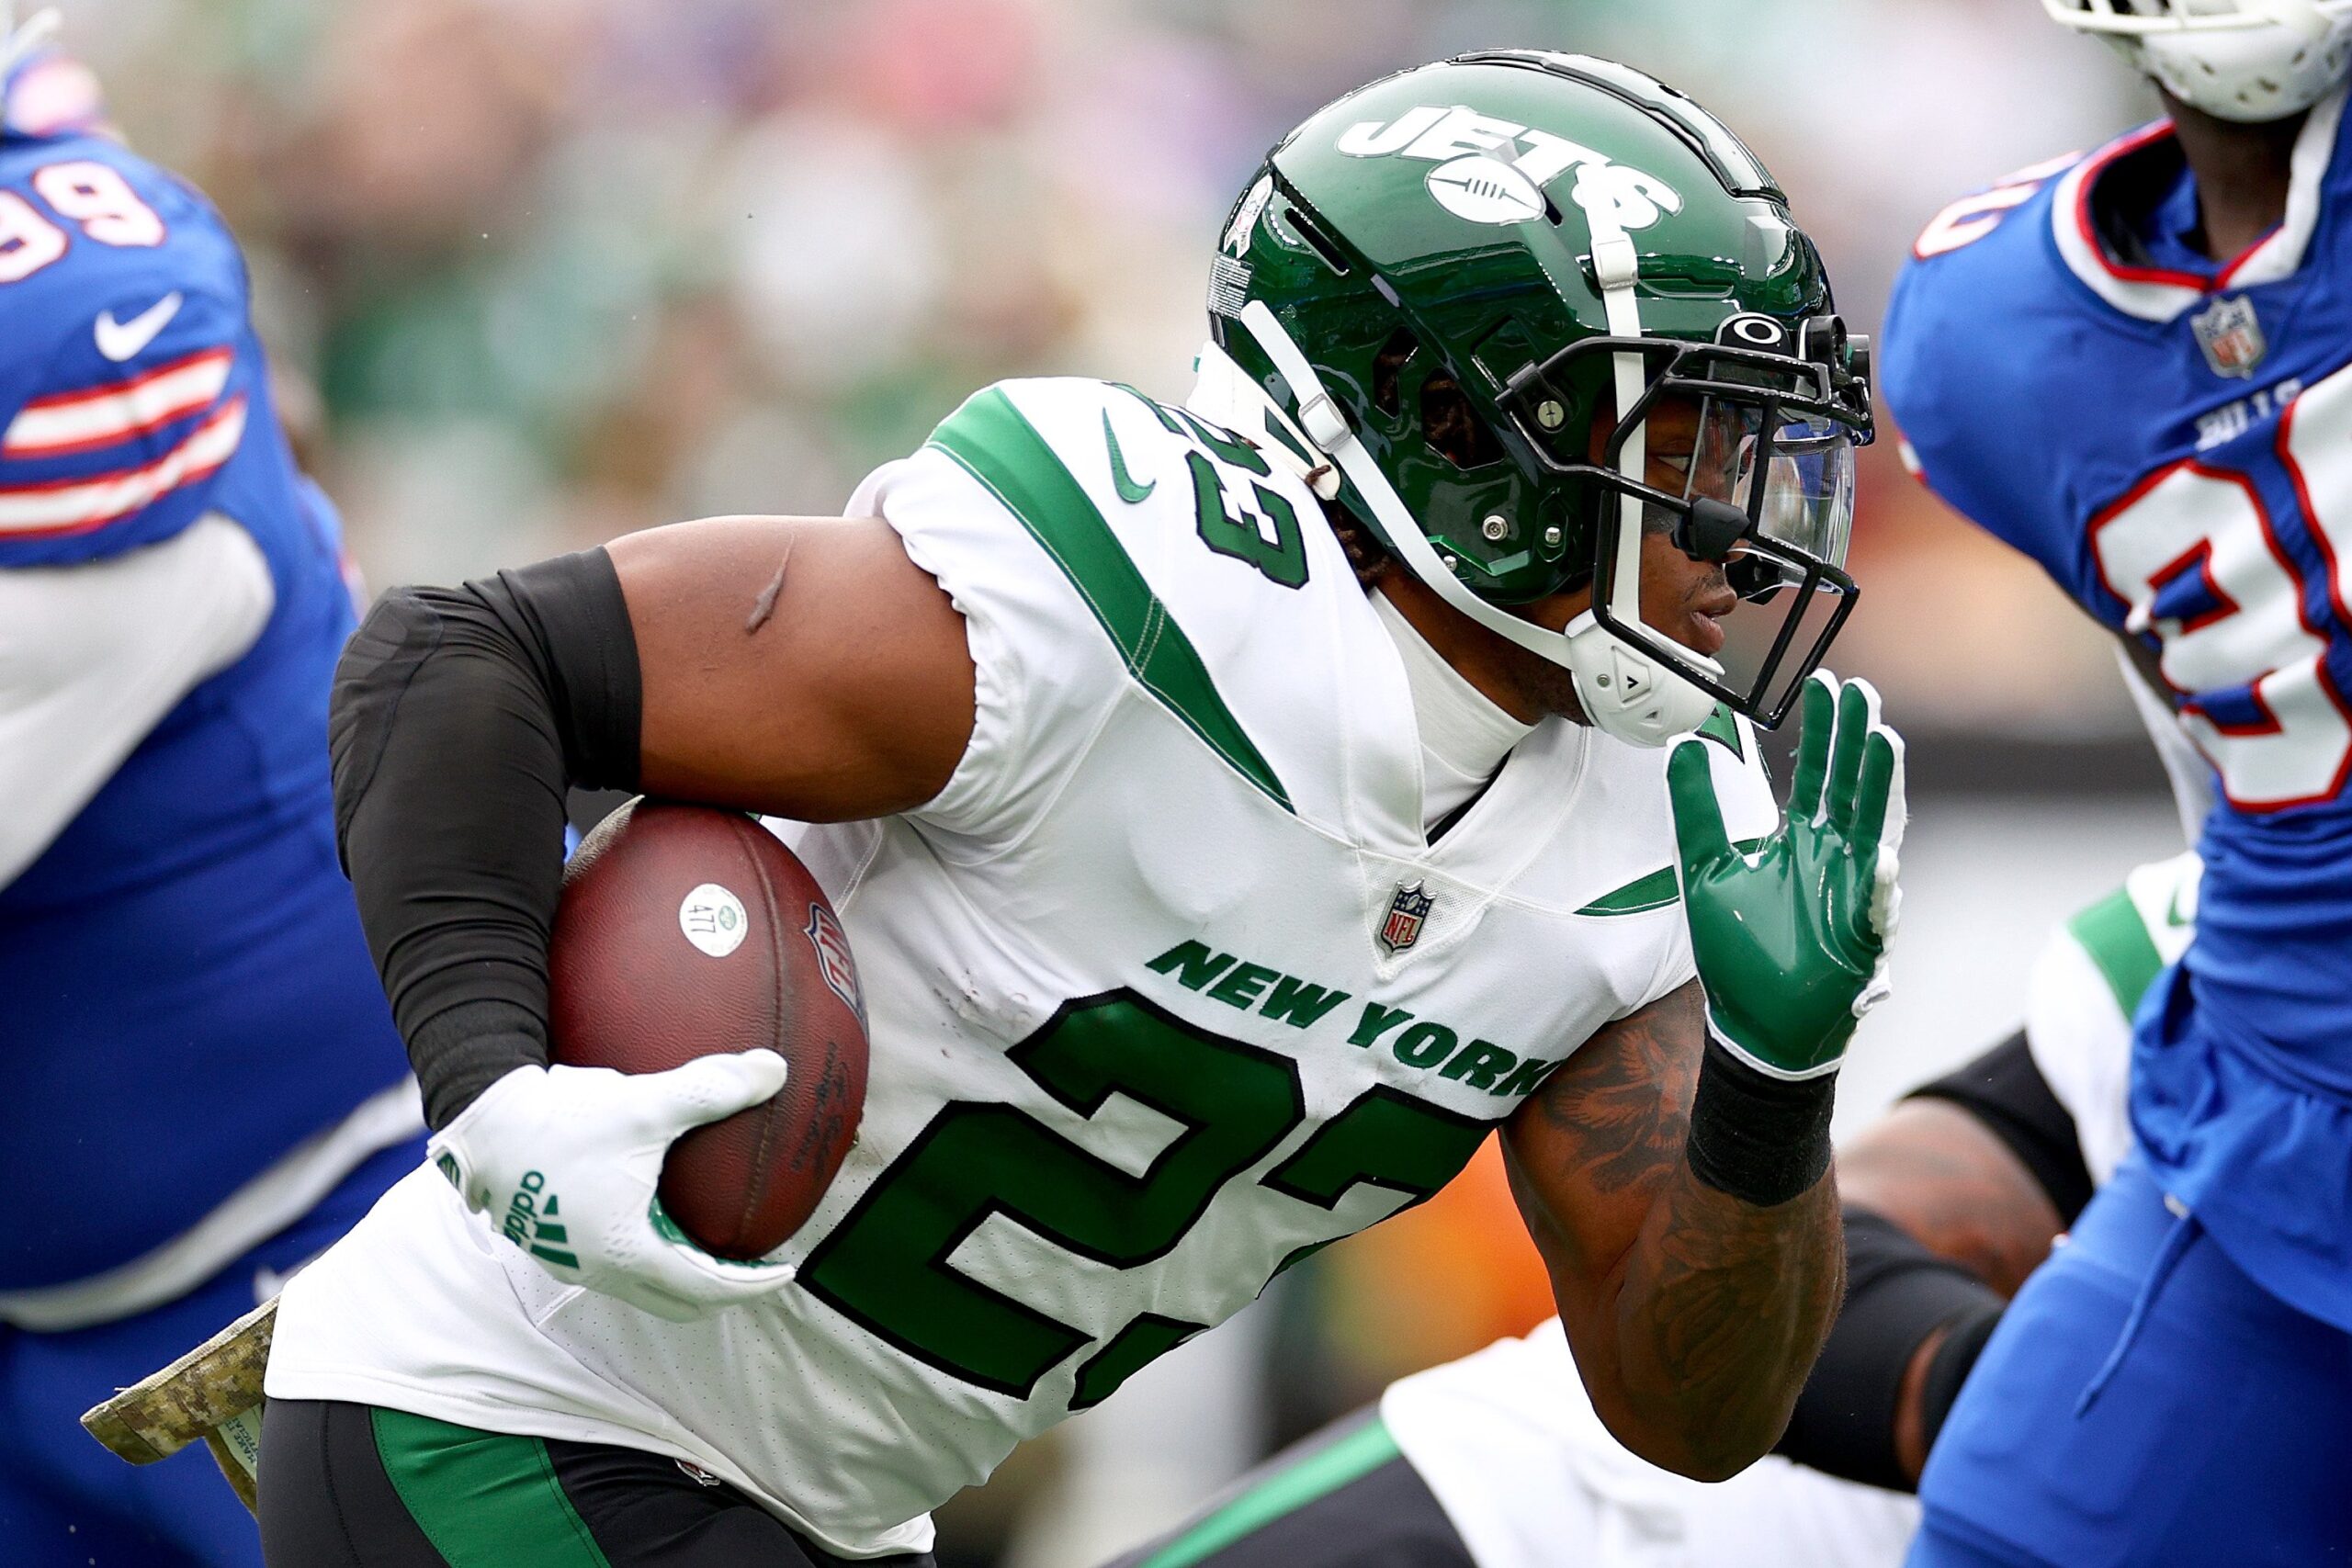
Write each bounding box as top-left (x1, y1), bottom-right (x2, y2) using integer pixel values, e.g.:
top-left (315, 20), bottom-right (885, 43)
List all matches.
top-left (2047, 0), bottom-right (2352, 122)
top-left (0, 5), bottom-right (60, 88)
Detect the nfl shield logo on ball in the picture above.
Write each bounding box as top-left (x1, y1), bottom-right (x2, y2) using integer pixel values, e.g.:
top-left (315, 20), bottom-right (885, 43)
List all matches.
top-left (2192, 295), bottom-right (2266, 379)
top-left (1380, 881), bottom-right (1436, 953)
top-left (804, 903), bottom-right (865, 1021)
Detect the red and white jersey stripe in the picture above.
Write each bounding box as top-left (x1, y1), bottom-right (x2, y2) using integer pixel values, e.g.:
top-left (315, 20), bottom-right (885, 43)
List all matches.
top-left (1, 345), bottom-right (233, 458)
top-left (0, 396), bottom-right (247, 538)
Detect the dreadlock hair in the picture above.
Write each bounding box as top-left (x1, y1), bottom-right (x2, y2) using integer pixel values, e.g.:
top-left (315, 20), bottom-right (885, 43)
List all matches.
top-left (1324, 501), bottom-right (1392, 592)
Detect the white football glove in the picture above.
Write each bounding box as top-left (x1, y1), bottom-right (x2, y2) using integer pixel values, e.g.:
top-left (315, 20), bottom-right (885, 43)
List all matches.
top-left (427, 1052), bottom-right (796, 1321)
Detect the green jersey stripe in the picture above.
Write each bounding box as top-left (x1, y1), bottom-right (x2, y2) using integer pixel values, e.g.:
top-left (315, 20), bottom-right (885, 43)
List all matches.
top-left (1577, 837), bottom-right (1769, 918)
top-left (1577, 865), bottom-right (1680, 917)
top-left (2066, 886), bottom-right (2166, 1017)
top-left (1136, 1416), bottom-right (1404, 1568)
top-left (928, 389), bottom-right (1294, 811)
top-left (370, 1407), bottom-right (615, 1568)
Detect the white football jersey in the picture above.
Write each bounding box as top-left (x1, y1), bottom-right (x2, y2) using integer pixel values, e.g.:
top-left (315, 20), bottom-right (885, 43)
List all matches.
top-left (2024, 852), bottom-right (2199, 1187)
top-left (266, 378), bottom-right (1773, 1557)
top-left (1385, 1319), bottom-right (1920, 1568)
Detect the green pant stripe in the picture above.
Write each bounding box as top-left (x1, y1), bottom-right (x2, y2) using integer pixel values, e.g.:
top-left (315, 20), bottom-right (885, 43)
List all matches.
top-left (1136, 1416), bottom-right (1403, 1568)
top-left (927, 388), bottom-right (1293, 811)
top-left (370, 1407), bottom-right (615, 1568)
top-left (2066, 886), bottom-right (2167, 1017)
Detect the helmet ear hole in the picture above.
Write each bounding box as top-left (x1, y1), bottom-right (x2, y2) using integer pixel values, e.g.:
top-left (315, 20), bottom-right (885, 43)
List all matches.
top-left (1422, 375), bottom-right (1507, 470)
top-left (1371, 329), bottom-right (1418, 419)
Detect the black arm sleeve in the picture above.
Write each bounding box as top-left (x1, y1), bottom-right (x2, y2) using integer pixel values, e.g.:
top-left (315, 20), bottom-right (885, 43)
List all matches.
top-left (1905, 1028), bottom-right (2096, 1226)
top-left (330, 549), bottom-right (641, 1131)
top-left (1771, 1206), bottom-right (2006, 1493)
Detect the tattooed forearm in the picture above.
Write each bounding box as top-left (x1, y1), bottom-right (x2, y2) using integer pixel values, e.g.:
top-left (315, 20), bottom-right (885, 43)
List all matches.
top-left (1614, 1158), bottom-right (1844, 1477)
top-left (1504, 979), bottom-right (1845, 1480)
top-left (1522, 980), bottom-right (1701, 1200)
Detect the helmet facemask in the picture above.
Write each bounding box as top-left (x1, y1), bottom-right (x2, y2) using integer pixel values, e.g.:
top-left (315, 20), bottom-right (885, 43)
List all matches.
top-left (1498, 315), bottom-right (1870, 728)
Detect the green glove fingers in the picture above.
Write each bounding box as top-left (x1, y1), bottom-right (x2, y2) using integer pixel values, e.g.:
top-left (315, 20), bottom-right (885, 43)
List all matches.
top-left (1851, 694), bottom-right (1906, 1009)
top-left (1668, 672), bottom-right (1907, 1080)
top-left (1666, 733), bottom-right (1734, 876)
top-left (1788, 672), bottom-right (1835, 822)
top-left (1823, 678), bottom-right (1873, 837)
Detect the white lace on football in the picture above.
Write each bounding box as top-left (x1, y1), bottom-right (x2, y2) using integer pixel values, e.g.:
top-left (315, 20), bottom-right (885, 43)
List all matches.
top-left (2047, 0), bottom-right (2352, 121)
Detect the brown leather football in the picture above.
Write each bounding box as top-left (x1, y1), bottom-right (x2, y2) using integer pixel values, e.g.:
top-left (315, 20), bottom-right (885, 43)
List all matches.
top-left (548, 799), bottom-right (867, 1260)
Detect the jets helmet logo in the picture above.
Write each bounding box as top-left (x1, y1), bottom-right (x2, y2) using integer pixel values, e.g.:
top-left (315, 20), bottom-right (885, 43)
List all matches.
top-left (1380, 881), bottom-right (1436, 953)
top-left (2191, 295), bottom-right (2267, 380)
top-left (1335, 104), bottom-right (1681, 231)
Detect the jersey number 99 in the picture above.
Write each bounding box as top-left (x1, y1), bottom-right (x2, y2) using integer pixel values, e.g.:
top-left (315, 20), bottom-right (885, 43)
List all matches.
top-left (0, 162), bottom-right (166, 285)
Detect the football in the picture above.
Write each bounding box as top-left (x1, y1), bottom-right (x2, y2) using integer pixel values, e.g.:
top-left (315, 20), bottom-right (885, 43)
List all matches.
top-left (548, 799), bottom-right (868, 1260)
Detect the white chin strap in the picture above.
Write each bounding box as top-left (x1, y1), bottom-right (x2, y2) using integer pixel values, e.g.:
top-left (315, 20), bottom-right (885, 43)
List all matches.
top-left (1216, 266), bottom-right (1718, 748)
top-left (2050, 0), bottom-right (2352, 121)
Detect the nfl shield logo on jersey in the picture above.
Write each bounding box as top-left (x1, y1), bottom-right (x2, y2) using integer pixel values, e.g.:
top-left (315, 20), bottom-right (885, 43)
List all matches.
top-left (1379, 881), bottom-right (1436, 953)
top-left (2191, 295), bottom-right (2267, 379)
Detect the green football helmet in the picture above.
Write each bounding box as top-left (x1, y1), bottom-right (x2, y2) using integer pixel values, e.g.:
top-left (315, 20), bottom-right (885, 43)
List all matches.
top-left (1189, 51), bottom-right (1873, 747)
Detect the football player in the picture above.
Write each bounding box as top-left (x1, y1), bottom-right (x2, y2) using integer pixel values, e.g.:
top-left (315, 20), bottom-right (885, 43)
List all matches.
top-left (1100, 855), bottom-right (2196, 1568)
top-left (1882, 2), bottom-right (2352, 1562)
top-left (0, 9), bottom-right (424, 1567)
top-left (259, 55), bottom-right (1894, 1568)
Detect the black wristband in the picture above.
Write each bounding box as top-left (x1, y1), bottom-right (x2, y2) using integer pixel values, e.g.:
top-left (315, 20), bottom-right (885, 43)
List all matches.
top-left (331, 549), bottom-right (641, 1130)
top-left (1685, 1033), bottom-right (1838, 1208)
top-left (1773, 1208), bottom-right (2007, 1492)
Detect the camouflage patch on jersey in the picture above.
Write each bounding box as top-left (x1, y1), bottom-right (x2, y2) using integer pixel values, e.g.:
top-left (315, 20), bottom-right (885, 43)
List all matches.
top-left (929, 389), bottom-right (1294, 811)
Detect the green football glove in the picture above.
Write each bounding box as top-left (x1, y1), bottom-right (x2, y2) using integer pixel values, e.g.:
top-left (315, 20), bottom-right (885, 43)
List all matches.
top-left (1667, 672), bottom-right (1905, 1079)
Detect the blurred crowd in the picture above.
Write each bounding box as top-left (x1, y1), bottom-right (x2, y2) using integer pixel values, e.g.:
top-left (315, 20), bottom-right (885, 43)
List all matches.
top-left (52, 0), bottom-right (2157, 739)
top-left (23, 3), bottom-right (2183, 1561)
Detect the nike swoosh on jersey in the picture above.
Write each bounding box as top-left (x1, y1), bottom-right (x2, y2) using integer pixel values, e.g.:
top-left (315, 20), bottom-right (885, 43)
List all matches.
top-left (1102, 412), bottom-right (1156, 502)
top-left (95, 292), bottom-right (185, 363)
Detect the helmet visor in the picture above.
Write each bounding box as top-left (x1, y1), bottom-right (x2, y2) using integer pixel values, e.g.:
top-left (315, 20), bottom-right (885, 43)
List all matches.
top-left (1674, 400), bottom-right (1853, 606)
top-left (1678, 400), bottom-right (1857, 573)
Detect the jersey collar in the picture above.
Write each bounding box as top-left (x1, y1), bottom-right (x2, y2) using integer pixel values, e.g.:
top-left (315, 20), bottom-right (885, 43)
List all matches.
top-left (2052, 85), bottom-right (2348, 322)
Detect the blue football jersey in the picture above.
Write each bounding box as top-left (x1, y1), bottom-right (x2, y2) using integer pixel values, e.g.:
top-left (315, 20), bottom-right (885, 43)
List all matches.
top-left (1884, 93), bottom-right (2352, 1324)
top-left (0, 126), bottom-right (410, 1290)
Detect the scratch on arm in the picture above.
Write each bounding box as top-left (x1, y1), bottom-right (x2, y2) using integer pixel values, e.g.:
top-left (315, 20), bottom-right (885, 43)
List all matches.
top-left (744, 543), bottom-right (791, 635)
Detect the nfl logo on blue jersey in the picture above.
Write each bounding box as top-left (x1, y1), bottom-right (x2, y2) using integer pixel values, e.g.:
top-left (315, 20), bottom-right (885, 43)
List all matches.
top-left (2192, 294), bottom-right (2267, 378)
top-left (1380, 881), bottom-right (1434, 953)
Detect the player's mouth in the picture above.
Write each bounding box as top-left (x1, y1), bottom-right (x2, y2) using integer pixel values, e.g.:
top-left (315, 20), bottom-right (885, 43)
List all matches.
top-left (1682, 580), bottom-right (1737, 659)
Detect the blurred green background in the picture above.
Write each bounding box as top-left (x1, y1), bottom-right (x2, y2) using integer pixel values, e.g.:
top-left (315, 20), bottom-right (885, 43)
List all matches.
top-left (54, 0), bottom-right (2156, 745)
